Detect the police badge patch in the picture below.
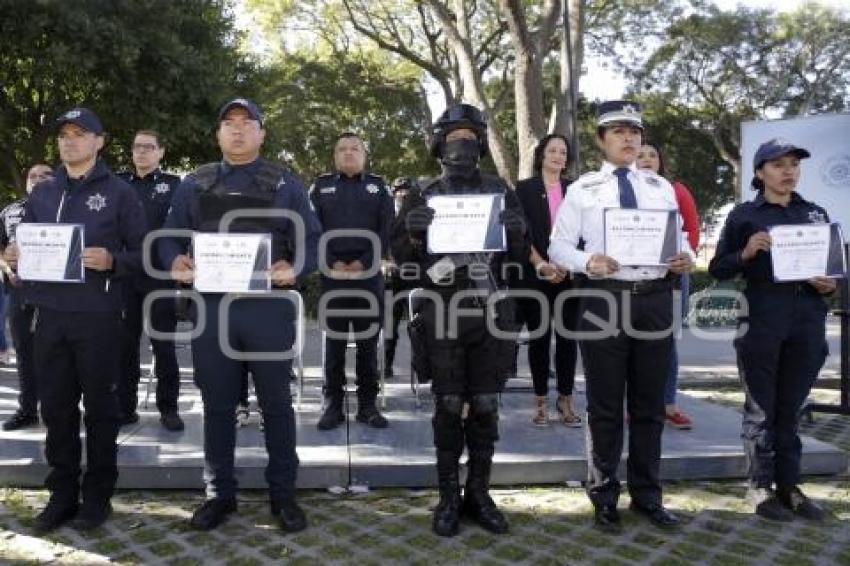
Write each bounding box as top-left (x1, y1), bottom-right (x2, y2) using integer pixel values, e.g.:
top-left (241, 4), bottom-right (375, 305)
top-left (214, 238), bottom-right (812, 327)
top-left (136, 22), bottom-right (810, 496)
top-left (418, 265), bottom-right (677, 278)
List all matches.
top-left (366, 183), bottom-right (379, 194)
top-left (808, 210), bottom-right (827, 223)
top-left (154, 182), bottom-right (171, 194)
top-left (86, 193), bottom-right (107, 212)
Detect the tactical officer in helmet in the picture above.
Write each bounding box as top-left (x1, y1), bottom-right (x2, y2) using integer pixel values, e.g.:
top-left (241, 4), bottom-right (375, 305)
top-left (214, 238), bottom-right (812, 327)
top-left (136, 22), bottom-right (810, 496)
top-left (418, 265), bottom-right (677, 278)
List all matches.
top-left (391, 104), bottom-right (529, 537)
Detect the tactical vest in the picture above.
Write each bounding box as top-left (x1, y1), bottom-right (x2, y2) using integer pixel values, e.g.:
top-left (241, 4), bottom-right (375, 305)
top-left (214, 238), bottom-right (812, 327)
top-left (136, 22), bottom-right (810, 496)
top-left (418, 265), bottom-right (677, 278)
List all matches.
top-left (192, 159), bottom-right (286, 233)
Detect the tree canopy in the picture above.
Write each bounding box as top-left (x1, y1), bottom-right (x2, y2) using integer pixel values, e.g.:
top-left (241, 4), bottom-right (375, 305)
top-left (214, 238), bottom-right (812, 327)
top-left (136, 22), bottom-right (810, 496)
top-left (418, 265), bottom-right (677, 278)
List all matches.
top-left (0, 0), bottom-right (251, 193)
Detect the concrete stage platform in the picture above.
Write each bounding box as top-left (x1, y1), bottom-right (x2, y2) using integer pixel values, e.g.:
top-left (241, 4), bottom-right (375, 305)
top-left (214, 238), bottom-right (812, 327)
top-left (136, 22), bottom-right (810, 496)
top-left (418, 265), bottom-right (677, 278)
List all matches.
top-left (0, 371), bottom-right (846, 489)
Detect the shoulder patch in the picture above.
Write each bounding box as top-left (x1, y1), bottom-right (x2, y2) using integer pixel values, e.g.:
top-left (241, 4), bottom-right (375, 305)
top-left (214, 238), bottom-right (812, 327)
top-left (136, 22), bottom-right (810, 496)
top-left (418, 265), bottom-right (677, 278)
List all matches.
top-left (576, 171), bottom-right (606, 190)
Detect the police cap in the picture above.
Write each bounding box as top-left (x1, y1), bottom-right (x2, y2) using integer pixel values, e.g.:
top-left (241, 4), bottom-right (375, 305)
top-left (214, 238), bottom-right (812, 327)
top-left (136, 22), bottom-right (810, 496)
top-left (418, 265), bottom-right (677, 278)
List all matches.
top-left (218, 98), bottom-right (264, 126)
top-left (597, 100), bottom-right (643, 130)
top-left (55, 107), bottom-right (104, 135)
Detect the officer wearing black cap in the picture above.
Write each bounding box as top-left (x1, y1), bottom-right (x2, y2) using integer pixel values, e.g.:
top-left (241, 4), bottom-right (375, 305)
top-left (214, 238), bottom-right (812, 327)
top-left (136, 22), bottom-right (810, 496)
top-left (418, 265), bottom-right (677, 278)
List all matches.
top-left (549, 100), bottom-right (693, 532)
top-left (391, 103), bottom-right (528, 537)
top-left (117, 130), bottom-right (183, 431)
top-left (383, 177), bottom-right (418, 378)
top-left (310, 132), bottom-right (394, 430)
top-left (160, 97), bottom-right (320, 532)
top-left (11, 107), bottom-right (148, 533)
top-left (1, 164), bottom-right (53, 432)
top-left (710, 138), bottom-right (833, 522)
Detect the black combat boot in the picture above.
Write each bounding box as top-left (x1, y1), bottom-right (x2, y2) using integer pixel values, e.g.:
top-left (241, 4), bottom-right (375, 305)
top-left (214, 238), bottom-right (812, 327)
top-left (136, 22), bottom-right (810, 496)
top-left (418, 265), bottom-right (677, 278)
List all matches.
top-left (317, 395), bottom-right (345, 430)
top-left (462, 450), bottom-right (508, 534)
top-left (432, 450), bottom-right (462, 537)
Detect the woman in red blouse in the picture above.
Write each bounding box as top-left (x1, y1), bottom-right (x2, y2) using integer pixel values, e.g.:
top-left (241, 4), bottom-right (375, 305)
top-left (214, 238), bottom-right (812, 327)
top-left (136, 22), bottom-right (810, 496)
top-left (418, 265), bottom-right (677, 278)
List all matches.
top-left (637, 141), bottom-right (699, 430)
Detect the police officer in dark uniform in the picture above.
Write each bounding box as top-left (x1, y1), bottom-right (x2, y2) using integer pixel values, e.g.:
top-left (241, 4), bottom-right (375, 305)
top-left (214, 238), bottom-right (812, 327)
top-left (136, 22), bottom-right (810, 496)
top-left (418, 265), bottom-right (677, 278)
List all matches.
top-left (117, 130), bottom-right (183, 430)
top-left (391, 104), bottom-right (528, 537)
top-left (709, 139), bottom-right (833, 522)
top-left (1, 164), bottom-right (53, 431)
top-left (160, 98), bottom-right (319, 532)
top-left (549, 101), bottom-right (693, 532)
top-left (311, 133), bottom-right (394, 430)
top-left (12, 108), bottom-right (147, 533)
top-left (383, 177), bottom-right (418, 378)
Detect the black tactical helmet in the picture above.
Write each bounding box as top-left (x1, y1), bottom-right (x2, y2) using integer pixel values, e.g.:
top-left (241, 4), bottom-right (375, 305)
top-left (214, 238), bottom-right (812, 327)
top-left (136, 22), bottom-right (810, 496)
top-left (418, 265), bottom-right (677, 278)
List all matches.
top-left (430, 103), bottom-right (489, 158)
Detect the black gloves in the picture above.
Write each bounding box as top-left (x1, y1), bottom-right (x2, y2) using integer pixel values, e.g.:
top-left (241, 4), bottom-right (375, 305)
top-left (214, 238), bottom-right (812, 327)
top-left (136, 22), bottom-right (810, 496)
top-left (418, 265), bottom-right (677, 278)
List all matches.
top-left (406, 205), bottom-right (436, 234)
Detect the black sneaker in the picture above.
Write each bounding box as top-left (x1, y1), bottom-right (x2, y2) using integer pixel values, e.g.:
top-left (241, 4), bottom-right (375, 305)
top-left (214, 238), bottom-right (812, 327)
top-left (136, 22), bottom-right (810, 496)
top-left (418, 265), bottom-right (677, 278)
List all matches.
top-left (777, 486), bottom-right (825, 521)
top-left (33, 498), bottom-right (78, 534)
top-left (747, 487), bottom-right (794, 522)
top-left (356, 405), bottom-right (388, 428)
top-left (160, 411), bottom-right (185, 432)
top-left (2, 411), bottom-right (39, 431)
top-left (119, 412), bottom-right (140, 426)
top-left (189, 498), bottom-right (237, 531)
top-left (72, 500), bottom-right (112, 531)
top-left (271, 499), bottom-right (307, 532)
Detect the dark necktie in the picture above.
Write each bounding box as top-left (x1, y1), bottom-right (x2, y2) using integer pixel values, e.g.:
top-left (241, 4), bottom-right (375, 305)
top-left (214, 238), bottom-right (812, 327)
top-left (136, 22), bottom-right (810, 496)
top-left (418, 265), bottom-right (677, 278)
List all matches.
top-left (614, 167), bottom-right (638, 209)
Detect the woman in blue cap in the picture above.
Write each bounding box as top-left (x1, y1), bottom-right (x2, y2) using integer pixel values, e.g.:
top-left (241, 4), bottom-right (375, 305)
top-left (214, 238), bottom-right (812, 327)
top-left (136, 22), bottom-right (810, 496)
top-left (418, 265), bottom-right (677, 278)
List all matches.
top-left (709, 138), bottom-right (836, 522)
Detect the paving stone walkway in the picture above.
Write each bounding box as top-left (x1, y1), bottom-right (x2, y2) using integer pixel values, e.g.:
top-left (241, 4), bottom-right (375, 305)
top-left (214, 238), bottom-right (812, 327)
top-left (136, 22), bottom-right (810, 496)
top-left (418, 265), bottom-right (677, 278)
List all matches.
top-left (1, 386), bottom-right (848, 565)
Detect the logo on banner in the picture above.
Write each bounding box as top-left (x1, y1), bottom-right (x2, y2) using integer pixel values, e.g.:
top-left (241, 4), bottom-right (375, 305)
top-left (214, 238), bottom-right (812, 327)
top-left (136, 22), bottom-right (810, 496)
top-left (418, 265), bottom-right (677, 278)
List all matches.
top-left (821, 154), bottom-right (850, 188)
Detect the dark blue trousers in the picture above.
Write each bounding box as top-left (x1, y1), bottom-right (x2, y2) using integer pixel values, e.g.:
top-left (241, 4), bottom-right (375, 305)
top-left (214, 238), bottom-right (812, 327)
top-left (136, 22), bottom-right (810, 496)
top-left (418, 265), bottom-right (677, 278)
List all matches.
top-left (35, 308), bottom-right (122, 503)
top-left (734, 288), bottom-right (828, 488)
top-left (9, 290), bottom-right (37, 415)
top-left (192, 294), bottom-right (299, 502)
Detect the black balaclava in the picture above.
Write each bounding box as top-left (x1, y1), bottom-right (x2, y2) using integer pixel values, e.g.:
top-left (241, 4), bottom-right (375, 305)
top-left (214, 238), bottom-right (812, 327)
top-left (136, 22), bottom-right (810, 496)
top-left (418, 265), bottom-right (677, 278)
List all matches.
top-left (440, 138), bottom-right (481, 180)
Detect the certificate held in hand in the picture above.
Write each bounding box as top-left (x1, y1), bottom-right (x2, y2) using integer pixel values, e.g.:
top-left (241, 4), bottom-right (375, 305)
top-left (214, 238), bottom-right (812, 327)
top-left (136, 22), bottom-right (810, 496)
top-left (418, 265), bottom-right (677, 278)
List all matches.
top-left (426, 194), bottom-right (505, 254)
top-left (16, 223), bottom-right (85, 282)
top-left (769, 223), bottom-right (846, 282)
top-left (603, 208), bottom-right (679, 266)
top-left (193, 233), bottom-right (272, 293)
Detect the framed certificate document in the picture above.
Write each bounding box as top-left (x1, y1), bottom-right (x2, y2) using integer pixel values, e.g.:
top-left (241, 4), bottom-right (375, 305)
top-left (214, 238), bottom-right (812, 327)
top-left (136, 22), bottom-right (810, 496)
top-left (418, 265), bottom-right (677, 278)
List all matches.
top-left (193, 233), bottom-right (272, 293)
top-left (426, 194), bottom-right (506, 254)
top-left (769, 223), bottom-right (846, 282)
top-left (603, 208), bottom-right (679, 266)
top-left (16, 223), bottom-right (85, 282)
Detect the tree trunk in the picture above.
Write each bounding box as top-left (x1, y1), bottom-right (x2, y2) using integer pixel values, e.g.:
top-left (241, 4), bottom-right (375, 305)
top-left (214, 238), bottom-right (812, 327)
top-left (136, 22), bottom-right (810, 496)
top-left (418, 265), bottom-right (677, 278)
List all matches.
top-left (554, 0), bottom-right (584, 179)
top-left (425, 0), bottom-right (517, 183)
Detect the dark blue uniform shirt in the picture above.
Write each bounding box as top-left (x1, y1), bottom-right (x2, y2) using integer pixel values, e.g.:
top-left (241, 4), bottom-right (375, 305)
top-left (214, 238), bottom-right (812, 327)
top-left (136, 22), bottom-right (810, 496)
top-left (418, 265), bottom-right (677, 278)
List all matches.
top-left (309, 172), bottom-right (394, 288)
top-left (22, 159), bottom-right (148, 312)
top-left (117, 168), bottom-right (180, 278)
top-left (159, 159), bottom-right (320, 286)
top-left (709, 191), bottom-right (830, 287)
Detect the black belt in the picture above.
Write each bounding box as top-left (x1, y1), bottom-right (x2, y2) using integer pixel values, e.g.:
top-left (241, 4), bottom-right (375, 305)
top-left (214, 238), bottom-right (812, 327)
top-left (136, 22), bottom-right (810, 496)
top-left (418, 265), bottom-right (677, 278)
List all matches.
top-left (582, 277), bottom-right (672, 295)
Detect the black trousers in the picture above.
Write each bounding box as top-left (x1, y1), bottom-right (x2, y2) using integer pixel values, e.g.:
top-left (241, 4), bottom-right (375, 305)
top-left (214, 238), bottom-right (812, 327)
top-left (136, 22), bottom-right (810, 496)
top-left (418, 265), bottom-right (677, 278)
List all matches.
top-left (35, 308), bottom-right (123, 503)
top-left (515, 280), bottom-right (579, 397)
top-left (192, 295), bottom-right (299, 501)
top-left (9, 290), bottom-right (37, 415)
top-left (416, 296), bottom-right (517, 395)
top-left (118, 285), bottom-right (180, 414)
top-left (579, 283), bottom-right (672, 507)
top-left (322, 293), bottom-right (381, 401)
top-left (384, 280), bottom-right (410, 368)
top-left (735, 289), bottom-right (827, 488)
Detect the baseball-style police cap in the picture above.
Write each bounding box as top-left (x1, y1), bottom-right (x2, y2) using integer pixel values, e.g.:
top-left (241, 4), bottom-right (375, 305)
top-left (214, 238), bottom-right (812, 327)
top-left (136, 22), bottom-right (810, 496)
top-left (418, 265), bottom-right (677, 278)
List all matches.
top-left (55, 107), bottom-right (104, 135)
top-left (218, 98), bottom-right (263, 125)
top-left (597, 100), bottom-right (643, 129)
top-left (753, 138), bottom-right (811, 170)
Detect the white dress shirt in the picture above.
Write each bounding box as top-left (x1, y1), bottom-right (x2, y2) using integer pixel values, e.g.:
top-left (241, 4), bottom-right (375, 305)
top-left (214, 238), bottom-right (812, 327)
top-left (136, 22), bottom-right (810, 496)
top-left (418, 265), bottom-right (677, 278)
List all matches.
top-left (548, 161), bottom-right (693, 281)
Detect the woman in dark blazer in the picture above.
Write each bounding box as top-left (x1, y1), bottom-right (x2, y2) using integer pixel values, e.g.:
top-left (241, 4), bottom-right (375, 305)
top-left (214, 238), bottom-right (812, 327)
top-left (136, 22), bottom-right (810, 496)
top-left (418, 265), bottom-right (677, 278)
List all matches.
top-left (514, 134), bottom-right (581, 427)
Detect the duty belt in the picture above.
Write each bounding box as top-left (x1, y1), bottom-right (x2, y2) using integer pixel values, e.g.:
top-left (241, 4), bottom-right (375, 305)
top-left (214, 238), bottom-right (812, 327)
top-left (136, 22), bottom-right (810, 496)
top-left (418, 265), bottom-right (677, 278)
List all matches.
top-left (583, 277), bottom-right (672, 295)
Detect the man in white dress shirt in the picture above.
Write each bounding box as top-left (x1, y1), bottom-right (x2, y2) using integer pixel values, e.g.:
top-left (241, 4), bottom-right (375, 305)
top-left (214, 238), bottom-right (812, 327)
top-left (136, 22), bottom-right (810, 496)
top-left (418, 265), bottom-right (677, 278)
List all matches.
top-left (548, 100), bottom-right (693, 533)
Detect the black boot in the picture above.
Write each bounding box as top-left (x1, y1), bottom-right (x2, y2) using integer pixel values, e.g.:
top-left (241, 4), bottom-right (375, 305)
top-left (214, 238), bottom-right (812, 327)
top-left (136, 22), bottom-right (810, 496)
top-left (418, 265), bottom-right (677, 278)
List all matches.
top-left (317, 396), bottom-right (345, 430)
top-left (356, 394), bottom-right (388, 428)
top-left (432, 450), bottom-right (462, 537)
top-left (462, 451), bottom-right (508, 534)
